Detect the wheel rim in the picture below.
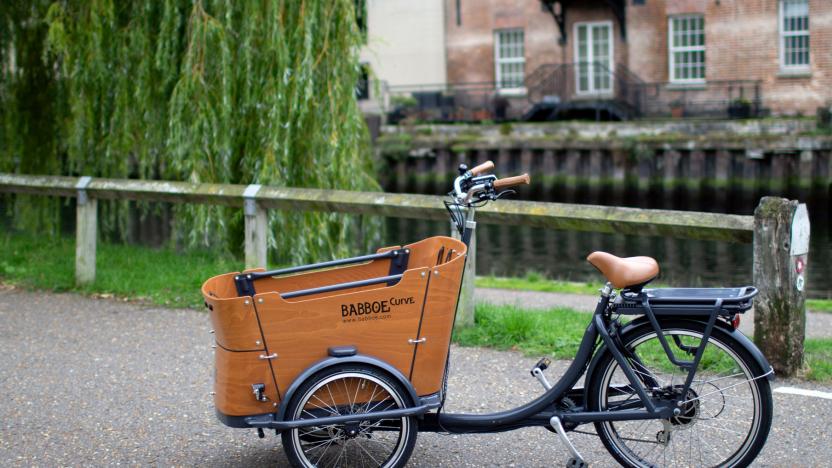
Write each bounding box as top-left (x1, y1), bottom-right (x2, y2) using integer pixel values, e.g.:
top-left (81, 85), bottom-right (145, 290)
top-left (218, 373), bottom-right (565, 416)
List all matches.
top-left (290, 372), bottom-right (411, 468)
top-left (597, 329), bottom-right (763, 468)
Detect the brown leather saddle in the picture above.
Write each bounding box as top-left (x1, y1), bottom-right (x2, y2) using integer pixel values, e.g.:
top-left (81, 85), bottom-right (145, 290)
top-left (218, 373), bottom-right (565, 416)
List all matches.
top-left (587, 251), bottom-right (660, 289)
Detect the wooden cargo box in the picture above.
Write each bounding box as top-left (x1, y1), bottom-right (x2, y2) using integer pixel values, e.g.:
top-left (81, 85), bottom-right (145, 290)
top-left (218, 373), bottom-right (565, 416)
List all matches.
top-left (202, 236), bottom-right (467, 417)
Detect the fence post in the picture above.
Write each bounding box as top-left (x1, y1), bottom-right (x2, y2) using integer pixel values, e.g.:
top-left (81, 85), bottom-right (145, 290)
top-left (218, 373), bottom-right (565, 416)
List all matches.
top-left (451, 218), bottom-right (476, 329)
top-left (243, 184), bottom-right (268, 269)
top-left (752, 197), bottom-right (810, 377)
top-left (75, 176), bottom-right (97, 285)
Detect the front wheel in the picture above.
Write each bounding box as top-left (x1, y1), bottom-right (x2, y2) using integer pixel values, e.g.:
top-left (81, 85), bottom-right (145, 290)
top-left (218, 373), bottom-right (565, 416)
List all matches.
top-left (281, 364), bottom-right (418, 468)
top-left (586, 319), bottom-right (773, 468)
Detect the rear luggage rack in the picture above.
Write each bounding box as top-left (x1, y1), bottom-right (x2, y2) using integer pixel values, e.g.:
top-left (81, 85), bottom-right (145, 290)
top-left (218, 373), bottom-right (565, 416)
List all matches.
top-left (615, 286), bottom-right (757, 316)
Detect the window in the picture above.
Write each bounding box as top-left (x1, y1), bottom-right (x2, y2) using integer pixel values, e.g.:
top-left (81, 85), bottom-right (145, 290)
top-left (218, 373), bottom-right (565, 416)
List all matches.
top-left (780, 0), bottom-right (810, 70)
top-left (494, 29), bottom-right (525, 90)
top-left (575, 22), bottom-right (613, 94)
top-left (668, 15), bottom-right (705, 83)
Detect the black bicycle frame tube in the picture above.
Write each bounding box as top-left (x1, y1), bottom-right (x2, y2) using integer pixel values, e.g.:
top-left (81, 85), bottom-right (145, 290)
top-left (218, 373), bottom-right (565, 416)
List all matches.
top-left (593, 313), bottom-right (658, 413)
top-left (434, 292), bottom-right (688, 433)
top-left (635, 295), bottom-right (724, 398)
top-left (679, 299), bottom-right (722, 396)
top-left (435, 296), bottom-right (606, 430)
top-left (640, 295), bottom-right (695, 368)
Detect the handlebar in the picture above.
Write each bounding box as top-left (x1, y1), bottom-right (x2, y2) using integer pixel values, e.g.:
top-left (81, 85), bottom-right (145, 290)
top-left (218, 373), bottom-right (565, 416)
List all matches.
top-left (451, 161), bottom-right (531, 204)
top-left (493, 173), bottom-right (530, 190)
top-left (469, 160), bottom-right (495, 176)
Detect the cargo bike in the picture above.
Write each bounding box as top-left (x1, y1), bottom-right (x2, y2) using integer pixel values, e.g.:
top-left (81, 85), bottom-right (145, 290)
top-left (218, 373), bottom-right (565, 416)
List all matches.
top-left (202, 161), bottom-right (774, 468)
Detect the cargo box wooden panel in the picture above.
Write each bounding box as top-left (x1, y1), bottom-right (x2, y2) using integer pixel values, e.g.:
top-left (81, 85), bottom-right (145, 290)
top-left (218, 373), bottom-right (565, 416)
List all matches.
top-left (202, 236), bottom-right (467, 416)
top-left (213, 347), bottom-right (279, 416)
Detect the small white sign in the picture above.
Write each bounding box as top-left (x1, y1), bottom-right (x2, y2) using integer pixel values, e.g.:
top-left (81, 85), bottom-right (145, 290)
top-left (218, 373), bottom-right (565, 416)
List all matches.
top-left (790, 204), bottom-right (810, 256)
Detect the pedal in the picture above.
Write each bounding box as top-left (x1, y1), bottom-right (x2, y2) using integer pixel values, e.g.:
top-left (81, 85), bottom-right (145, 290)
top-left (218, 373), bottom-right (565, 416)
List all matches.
top-left (531, 357), bottom-right (552, 390)
top-left (531, 357), bottom-right (551, 373)
top-left (550, 416), bottom-right (587, 468)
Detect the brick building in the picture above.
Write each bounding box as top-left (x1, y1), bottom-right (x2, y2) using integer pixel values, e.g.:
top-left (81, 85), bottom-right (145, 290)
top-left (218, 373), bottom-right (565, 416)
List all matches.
top-left (439, 0), bottom-right (830, 118)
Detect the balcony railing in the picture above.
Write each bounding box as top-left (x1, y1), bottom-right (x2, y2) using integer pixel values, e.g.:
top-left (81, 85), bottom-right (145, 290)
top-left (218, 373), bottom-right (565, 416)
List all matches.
top-left (365, 63), bottom-right (764, 123)
top-left (636, 80), bottom-right (762, 119)
top-left (380, 81), bottom-right (525, 124)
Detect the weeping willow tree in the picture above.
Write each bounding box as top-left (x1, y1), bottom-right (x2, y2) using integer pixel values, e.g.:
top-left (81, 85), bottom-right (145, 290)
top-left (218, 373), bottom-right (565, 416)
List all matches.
top-left (0, 0), bottom-right (378, 263)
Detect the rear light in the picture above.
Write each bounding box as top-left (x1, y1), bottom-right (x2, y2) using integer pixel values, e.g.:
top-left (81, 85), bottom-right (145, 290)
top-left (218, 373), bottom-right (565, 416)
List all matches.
top-left (731, 314), bottom-right (741, 330)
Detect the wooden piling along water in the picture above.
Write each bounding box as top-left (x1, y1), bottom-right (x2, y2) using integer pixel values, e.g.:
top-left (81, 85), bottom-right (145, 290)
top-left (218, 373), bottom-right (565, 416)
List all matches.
top-left (753, 197), bottom-right (810, 376)
top-left (0, 173), bottom-right (813, 376)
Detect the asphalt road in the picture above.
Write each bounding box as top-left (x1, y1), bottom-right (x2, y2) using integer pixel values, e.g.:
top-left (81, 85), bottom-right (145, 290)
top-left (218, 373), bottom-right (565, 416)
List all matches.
top-left (1, 286), bottom-right (830, 466)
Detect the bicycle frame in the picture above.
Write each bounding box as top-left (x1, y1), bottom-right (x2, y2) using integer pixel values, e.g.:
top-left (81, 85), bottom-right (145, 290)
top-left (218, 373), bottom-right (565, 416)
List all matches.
top-left (417, 203), bottom-right (769, 435)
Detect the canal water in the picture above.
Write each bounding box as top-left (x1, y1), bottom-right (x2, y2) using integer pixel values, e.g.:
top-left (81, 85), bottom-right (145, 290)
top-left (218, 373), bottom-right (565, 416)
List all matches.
top-left (383, 183), bottom-right (831, 299)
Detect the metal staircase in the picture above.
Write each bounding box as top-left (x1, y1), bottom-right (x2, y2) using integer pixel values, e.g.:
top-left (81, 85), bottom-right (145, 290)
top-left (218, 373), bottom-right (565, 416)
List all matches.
top-left (522, 62), bottom-right (646, 121)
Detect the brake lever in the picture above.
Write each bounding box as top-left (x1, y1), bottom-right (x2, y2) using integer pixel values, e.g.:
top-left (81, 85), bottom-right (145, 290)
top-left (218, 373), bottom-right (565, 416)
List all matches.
top-left (494, 189), bottom-right (516, 200)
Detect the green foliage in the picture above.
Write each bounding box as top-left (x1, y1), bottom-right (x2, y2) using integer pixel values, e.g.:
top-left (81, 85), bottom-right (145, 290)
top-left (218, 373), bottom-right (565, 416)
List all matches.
top-left (0, 0), bottom-right (377, 263)
top-left (390, 95), bottom-right (417, 108)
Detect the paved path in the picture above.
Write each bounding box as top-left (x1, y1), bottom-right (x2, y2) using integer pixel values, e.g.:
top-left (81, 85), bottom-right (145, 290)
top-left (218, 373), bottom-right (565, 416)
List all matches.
top-left (1, 287), bottom-right (830, 466)
top-left (476, 287), bottom-right (832, 339)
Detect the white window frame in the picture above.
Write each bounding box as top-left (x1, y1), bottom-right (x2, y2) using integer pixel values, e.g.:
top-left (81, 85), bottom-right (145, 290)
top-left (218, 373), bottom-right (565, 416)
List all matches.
top-left (668, 15), bottom-right (706, 84)
top-left (494, 28), bottom-right (526, 94)
top-left (573, 21), bottom-right (614, 96)
top-left (779, 0), bottom-right (810, 72)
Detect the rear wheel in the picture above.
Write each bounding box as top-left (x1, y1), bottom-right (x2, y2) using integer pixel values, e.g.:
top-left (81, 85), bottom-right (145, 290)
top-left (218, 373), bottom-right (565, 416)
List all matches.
top-left (587, 320), bottom-right (773, 468)
top-left (281, 364), bottom-right (418, 468)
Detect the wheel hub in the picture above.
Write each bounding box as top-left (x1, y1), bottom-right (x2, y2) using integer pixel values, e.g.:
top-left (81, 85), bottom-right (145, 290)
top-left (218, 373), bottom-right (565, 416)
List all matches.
top-left (654, 385), bottom-right (701, 430)
top-left (343, 422), bottom-right (361, 439)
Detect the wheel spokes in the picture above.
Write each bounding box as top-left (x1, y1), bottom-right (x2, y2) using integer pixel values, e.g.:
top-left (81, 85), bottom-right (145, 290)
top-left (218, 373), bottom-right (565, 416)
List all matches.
top-left (599, 330), bottom-right (761, 467)
top-left (290, 372), bottom-right (410, 467)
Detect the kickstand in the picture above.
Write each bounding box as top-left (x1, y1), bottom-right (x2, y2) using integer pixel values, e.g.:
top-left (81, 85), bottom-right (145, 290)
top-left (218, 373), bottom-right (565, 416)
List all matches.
top-left (549, 416), bottom-right (587, 468)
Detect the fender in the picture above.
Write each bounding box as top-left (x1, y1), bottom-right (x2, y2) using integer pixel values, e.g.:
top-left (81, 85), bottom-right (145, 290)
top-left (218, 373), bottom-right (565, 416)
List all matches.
top-left (584, 316), bottom-right (774, 404)
top-left (274, 353), bottom-right (422, 422)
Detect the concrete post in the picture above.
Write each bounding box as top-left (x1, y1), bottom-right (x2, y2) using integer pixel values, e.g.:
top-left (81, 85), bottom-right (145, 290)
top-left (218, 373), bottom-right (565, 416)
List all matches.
top-left (75, 176), bottom-right (97, 285)
top-left (752, 197), bottom-right (810, 377)
top-left (451, 218), bottom-right (476, 329)
top-left (243, 184), bottom-right (268, 269)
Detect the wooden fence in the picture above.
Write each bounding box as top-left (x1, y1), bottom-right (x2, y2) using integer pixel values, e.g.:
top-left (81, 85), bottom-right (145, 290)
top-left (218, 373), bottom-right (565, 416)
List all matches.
top-left (0, 173), bottom-right (810, 376)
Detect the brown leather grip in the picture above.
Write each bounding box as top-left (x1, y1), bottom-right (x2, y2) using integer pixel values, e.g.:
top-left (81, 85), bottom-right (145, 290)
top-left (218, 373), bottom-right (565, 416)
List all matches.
top-left (493, 173), bottom-right (530, 190)
top-left (469, 160), bottom-right (495, 176)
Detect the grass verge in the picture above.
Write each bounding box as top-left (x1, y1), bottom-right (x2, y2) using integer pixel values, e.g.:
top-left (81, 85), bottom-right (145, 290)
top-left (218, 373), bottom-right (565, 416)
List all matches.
top-left (0, 232), bottom-right (241, 309)
top-left (804, 339), bottom-right (832, 382)
top-left (453, 303), bottom-right (832, 383)
top-left (475, 272), bottom-right (603, 296)
top-left (807, 299), bottom-right (832, 313)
